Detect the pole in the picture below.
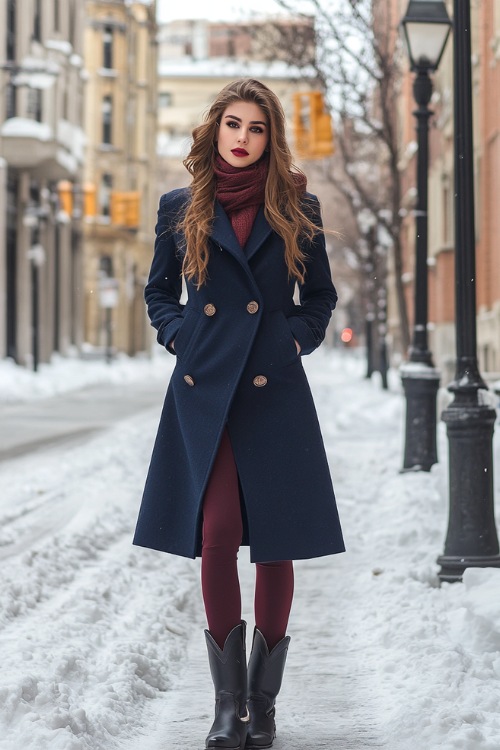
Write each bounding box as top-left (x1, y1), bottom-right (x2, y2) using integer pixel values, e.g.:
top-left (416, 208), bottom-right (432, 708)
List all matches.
top-left (105, 307), bottom-right (113, 364)
top-left (31, 259), bottom-right (39, 372)
top-left (437, 0), bottom-right (500, 583)
top-left (365, 314), bottom-right (375, 378)
top-left (401, 68), bottom-right (440, 471)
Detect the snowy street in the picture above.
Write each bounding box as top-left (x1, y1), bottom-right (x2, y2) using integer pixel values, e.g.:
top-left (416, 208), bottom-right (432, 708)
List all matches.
top-left (1, 350), bottom-right (500, 750)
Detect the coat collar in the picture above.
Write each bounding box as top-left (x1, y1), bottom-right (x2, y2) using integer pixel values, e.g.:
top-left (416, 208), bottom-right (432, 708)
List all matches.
top-left (211, 201), bottom-right (273, 266)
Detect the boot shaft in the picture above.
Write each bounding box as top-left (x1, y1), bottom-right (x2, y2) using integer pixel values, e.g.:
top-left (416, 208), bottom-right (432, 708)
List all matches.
top-left (247, 628), bottom-right (290, 709)
top-left (205, 621), bottom-right (248, 712)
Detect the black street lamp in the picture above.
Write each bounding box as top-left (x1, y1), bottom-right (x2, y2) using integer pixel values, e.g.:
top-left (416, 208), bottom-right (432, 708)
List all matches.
top-left (437, 0), bottom-right (500, 582)
top-left (399, 0), bottom-right (452, 472)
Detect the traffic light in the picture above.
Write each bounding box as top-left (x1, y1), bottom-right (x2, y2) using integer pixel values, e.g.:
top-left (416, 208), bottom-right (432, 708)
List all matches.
top-left (125, 191), bottom-right (140, 227)
top-left (110, 192), bottom-right (140, 228)
top-left (310, 91), bottom-right (334, 157)
top-left (292, 91), bottom-right (334, 159)
top-left (293, 94), bottom-right (309, 158)
top-left (58, 180), bottom-right (73, 216)
top-left (83, 183), bottom-right (96, 218)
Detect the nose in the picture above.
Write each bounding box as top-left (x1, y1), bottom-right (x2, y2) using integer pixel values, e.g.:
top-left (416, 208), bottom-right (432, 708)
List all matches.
top-left (237, 129), bottom-right (249, 144)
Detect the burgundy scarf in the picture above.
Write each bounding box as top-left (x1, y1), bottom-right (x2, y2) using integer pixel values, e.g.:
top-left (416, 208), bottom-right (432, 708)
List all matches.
top-left (214, 154), bottom-right (308, 249)
top-left (215, 154), bottom-right (268, 249)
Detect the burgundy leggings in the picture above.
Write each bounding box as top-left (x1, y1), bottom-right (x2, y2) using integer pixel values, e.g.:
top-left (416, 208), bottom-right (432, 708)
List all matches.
top-left (201, 429), bottom-right (294, 651)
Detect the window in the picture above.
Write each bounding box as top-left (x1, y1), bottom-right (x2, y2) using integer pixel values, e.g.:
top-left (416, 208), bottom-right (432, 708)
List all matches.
top-left (441, 175), bottom-right (453, 246)
top-left (6, 83), bottom-right (17, 118)
top-left (69, 1), bottom-right (76, 48)
top-left (54, 0), bottom-right (60, 32)
top-left (99, 173), bottom-right (113, 216)
top-left (103, 26), bottom-right (113, 69)
top-left (7, 0), bottom-right (16, 60)
top-left (99, 255), bottom-right (113, 277)
top-left (28, 88), bottom-right (43, 122)
top-left (102, 96), bottom-right (113, 144)
top-left (158, 92), bottom-right (172, 108)
top-left (33, 0), bottom-right (42, 41)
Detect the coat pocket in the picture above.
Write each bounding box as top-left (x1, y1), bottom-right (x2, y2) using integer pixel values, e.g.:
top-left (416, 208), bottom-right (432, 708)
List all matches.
top-left (172, 308), bottom-right (201, 361)
top-left (273, 311), bottom-right (299, 366)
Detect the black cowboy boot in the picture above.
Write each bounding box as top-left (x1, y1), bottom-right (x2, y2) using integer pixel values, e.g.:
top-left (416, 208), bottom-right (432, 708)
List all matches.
top-left (246, 629), bottom-right (290, 749)
top-left (205, 621), bottom-right (250, 750)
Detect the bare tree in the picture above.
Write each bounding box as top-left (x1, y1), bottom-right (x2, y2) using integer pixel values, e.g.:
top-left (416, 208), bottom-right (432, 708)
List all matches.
top-left (252, 0), bottom-right (410, 356)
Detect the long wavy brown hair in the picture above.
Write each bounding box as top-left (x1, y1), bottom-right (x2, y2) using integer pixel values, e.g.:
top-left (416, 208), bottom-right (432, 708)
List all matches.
top-left (179, 78), bottom-right (320, 286)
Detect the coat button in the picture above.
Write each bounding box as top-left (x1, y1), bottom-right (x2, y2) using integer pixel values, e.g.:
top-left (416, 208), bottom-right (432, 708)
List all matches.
top-left (253, 375), bottom-right (267, 387)
top-left (246, 301), bottom-right (259, 314)
top-left (204, 303), bottom-right (216, 316)
top-left (184, 375), bottom-right (195, 386)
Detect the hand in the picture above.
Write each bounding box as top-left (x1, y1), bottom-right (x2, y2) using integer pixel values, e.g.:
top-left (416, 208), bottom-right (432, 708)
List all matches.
top-left (295, 339), bottom-right (301, 355)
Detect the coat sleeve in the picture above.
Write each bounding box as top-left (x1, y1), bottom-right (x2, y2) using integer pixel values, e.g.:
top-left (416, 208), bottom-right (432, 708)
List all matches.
top-left (287, 194), bottom-right (338, 356)
top-left (144, 193), bottom-right (186, 354)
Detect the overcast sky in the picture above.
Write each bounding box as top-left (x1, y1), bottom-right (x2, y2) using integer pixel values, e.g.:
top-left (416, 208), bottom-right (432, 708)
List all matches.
top-left (156, 0), bottom-right (297, 23)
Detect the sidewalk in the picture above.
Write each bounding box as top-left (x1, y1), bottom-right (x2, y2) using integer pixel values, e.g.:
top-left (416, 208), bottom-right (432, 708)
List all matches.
top-left (126, 548), bottom-right (387, 750)
top-left (116, 354), bottom-right (399, 750)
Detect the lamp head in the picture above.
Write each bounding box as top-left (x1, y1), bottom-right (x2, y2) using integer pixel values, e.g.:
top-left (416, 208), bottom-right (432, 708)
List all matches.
top-left (400, 0), bottom-right (452, 72)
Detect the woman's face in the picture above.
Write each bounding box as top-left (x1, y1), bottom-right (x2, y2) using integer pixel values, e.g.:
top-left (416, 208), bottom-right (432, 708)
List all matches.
top-left (216, 100), bottom-right (269, 168)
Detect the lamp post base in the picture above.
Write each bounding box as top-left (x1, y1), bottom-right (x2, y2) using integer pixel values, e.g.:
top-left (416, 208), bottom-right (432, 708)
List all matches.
top-left (437, 554), bottom-right (500, 584)
top-left (401, 363), bottom-right (440, 472)
top-left (438, 396), bottom-right (499, 583)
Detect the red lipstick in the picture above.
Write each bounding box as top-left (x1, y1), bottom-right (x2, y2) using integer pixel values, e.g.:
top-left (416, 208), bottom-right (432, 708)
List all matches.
top-left (231, 148), bottom-right (249, 157)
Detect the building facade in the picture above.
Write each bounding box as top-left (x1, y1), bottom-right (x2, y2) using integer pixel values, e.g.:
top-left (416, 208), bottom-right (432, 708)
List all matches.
top-left (395, 1), bottom-right (500, 383)
top-left (0, 0), bottom-right (87, 367)
top-left (82, 0), bottom-right (157, 356)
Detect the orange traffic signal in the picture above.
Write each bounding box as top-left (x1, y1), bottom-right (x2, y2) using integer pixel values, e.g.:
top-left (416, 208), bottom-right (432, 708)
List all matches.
top-left (84, 183), bottom-right (97, 217)
top-left (58, 180), bottom-right (73, 216)
top-left (110, 192), bottom-right (140, 228)
top-left (292, 91), bottom-right (334, 159)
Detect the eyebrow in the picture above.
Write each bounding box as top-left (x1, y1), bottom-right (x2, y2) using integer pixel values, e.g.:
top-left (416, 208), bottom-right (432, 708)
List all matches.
top-left (224, 114), bottom-right (268, 127)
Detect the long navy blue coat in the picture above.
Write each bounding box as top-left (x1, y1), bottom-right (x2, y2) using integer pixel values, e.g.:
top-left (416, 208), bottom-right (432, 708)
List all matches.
top-left (133, 188), bottom-right (345, 563)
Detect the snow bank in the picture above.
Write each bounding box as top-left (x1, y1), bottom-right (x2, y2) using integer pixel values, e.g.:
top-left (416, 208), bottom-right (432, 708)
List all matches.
top-left (0, 350), bottom-right (172, 403)
top-left (0, 413), bottom-right (197, 750)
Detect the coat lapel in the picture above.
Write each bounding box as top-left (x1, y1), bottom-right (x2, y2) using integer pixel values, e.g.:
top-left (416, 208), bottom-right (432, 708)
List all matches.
top-left (211, 201), bottom-right (248, 267)
top-left (211, 202), bottom-right (274, 267)
top-left (244, 206), bottom-right (273, 261)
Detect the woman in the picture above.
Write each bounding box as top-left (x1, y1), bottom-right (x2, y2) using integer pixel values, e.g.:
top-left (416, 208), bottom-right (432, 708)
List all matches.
top-left (134, 78), bottom-right (345, 750)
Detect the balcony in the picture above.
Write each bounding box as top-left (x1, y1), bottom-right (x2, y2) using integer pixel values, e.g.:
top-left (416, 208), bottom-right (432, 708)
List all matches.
top-left (0, 117), bottom-right (85, 179)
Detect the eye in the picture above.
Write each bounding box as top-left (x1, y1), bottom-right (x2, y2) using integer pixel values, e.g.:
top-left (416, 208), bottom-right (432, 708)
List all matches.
top-left (226, 120), bottom-right (239, 128)
top-left (250, 126), bottom-right (264, 134)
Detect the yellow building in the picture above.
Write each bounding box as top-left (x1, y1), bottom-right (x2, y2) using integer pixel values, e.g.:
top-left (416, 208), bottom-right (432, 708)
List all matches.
top-left (0, 0), bottom-right (86, 367)
top-left (83, 0), bottom-right (158, 356)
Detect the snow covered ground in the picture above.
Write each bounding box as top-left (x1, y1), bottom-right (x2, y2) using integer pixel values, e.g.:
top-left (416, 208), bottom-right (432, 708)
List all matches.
top-left (1, 349), bottom-right (500, 749)
top-left (0, 350), bottom-right (169, 404)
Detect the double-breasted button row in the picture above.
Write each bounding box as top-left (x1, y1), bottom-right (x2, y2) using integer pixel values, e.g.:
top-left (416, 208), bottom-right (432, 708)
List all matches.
top-left (204, 302), bottom-right (258, 315)
top-left (185, 373), bottom-right (267, 388)
top-left (253, 375), bottom-right (268, 388)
